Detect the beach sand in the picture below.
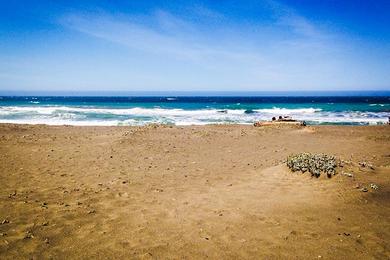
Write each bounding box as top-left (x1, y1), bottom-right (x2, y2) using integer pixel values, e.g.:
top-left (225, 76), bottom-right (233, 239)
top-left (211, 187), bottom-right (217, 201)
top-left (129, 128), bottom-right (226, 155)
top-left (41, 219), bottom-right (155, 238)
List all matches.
top-left (0, 124), bottom-right (389, 259)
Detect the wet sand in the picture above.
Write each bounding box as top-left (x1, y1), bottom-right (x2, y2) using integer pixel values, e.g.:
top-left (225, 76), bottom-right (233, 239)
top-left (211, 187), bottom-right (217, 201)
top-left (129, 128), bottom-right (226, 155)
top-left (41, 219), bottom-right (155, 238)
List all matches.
top-left (0, 124), bottom-right (389, 259)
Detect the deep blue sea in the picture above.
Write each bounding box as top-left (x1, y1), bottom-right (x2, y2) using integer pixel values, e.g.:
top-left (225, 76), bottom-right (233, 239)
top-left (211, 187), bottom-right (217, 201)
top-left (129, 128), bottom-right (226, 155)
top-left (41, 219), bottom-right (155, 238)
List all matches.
top-left (0, 94), bottom-right (389, 126)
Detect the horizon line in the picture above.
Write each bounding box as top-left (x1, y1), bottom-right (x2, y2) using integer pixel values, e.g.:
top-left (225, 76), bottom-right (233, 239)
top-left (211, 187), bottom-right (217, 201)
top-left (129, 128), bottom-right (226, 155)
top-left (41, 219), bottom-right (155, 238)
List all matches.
top-left (1, 90), bottom-right (390, 97)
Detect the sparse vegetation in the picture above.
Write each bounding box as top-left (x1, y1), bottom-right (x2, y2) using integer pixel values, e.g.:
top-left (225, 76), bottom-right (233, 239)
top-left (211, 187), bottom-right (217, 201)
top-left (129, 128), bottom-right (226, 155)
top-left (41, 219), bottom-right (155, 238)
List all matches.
top-left (287, 153), bottom-right (337, 178)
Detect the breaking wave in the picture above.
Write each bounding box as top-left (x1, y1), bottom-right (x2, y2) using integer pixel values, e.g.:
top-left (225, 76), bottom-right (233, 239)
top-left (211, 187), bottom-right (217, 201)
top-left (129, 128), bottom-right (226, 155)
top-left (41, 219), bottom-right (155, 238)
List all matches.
top-left (0, 105), bottom-right (388, 126)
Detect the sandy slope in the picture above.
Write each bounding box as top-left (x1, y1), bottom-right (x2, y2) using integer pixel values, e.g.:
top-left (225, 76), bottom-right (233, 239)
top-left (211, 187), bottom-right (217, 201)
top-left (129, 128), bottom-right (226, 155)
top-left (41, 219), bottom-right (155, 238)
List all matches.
top-left (0, 124), bottom-right (389, 259)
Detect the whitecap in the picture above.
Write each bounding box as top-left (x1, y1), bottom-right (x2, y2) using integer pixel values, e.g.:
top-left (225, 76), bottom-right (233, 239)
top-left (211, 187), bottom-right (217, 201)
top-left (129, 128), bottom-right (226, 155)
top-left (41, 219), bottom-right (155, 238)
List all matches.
top-left (0, 105), bottom-right (388, 126)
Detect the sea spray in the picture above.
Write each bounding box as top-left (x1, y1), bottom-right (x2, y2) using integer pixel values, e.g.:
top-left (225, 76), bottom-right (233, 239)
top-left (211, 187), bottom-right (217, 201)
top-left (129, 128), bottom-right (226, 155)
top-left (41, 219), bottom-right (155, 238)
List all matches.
top-left (0, 96), bottom-right (388, 126)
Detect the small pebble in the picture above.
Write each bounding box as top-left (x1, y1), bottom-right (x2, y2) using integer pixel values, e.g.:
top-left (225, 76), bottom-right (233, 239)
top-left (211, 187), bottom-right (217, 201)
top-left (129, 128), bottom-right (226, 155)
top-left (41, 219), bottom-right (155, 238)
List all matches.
top-left (343, 172), bottom-right (353, 177)
top-left (370, 183), bottom-right (379, 190)
top-left (24, 231), bottom-right (34, 239)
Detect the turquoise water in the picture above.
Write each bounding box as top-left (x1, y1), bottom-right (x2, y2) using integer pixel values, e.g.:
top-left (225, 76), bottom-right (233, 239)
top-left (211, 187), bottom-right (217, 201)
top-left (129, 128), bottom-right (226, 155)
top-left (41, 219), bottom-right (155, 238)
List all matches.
top-left (0, 96), bottom-right (389, 125)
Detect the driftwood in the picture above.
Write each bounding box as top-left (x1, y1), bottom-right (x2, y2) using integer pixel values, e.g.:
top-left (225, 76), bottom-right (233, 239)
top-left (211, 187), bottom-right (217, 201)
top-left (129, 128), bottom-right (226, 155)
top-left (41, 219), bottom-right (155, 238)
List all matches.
top-left (254, 121), bottom-right (306, 127)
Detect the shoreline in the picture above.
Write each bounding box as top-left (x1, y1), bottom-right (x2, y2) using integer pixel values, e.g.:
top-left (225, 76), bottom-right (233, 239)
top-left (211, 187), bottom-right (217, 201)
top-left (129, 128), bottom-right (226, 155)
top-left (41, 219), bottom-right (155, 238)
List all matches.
top-left (1, 96), bottom-right (389, 126)
top-left (1, 123), bottom-right (389, 258)
top-left (0, 122), bottom-right (388, 127)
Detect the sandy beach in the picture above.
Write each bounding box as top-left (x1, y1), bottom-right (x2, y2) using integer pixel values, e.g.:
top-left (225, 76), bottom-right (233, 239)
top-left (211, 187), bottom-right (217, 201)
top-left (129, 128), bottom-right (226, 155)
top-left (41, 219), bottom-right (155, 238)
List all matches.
top-left (0, 124), bottom-right (389, 259)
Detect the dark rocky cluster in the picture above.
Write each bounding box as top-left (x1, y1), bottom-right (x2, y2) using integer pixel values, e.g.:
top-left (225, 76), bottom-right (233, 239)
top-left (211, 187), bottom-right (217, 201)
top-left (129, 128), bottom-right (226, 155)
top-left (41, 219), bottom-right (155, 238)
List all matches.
top-left (287, 153), bottom-right (337, 178)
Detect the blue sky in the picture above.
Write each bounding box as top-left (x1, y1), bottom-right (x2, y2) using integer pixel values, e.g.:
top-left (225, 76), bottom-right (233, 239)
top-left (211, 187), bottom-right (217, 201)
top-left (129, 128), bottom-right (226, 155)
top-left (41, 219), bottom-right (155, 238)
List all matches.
top-left (0, 0), bottom-right (389, 92)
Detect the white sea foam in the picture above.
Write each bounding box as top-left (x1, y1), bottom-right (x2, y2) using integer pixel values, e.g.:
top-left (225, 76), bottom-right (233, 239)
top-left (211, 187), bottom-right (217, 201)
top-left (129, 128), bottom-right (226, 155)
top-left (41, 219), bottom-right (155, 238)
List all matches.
top-left (0, 105), bottom-right (388, 126)
top-left (0, 119), bottom-right (121, 126)
top-left (255, 107), bottom-right (321, 114)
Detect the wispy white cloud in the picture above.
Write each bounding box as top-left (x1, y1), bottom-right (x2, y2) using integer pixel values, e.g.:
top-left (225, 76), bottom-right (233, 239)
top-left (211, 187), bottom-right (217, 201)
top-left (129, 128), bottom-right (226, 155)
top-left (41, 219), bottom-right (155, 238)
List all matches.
top-left (53, 2), bottom-right (387, 90)
top-left (60, 10), bottom-right (258, 65)
top-left (60, 6), bottom-right (338, 62)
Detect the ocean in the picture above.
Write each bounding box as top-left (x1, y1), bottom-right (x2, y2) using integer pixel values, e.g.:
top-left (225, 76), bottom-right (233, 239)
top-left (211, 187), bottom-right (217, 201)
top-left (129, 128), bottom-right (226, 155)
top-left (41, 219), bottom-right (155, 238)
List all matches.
top-left (0, 94), bottom-right (389, 126)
